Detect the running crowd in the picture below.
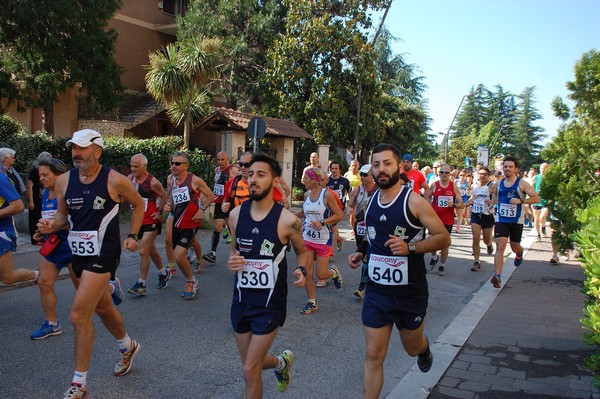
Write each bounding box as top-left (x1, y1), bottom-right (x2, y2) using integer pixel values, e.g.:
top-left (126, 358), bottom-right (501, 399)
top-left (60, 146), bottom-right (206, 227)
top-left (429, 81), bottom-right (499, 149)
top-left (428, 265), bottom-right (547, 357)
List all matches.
top-left (0, 131), bottom-right (554, 399)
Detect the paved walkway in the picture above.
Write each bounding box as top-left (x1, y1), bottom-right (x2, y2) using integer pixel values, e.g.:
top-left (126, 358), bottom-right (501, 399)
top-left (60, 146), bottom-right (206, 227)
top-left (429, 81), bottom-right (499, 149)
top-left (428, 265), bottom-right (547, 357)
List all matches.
top-left (426, 236), bottom-right (598, 398)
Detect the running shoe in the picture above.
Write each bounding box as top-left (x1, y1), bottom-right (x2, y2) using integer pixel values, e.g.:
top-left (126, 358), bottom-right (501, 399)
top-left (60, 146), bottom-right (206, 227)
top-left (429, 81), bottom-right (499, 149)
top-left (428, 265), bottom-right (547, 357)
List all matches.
top-left (490, 274), bottom-right (501, 288)
top-left (550, 255), bottom-right (559, 264)
top-left (337, 237), bottom-right (344, 252)
top-left (182, 279), bottom-right (199, 300)
top-left (300, 301), bottom-right (319, 314)
top-left (157, 271), bottom-right (171, 290)
top-left (417, 337), bottom-right (433, 373)
top-left (202, 251), bottom-right (217, 264)
top-left (487, 244), bottom-right (494, 256)
top-left (109, 278), bottom-right (124, 306)
top-left (514, 251), bottom-right (523, 267)
top-left (274, 350), bottom-right (294, 393)
top-left (537, 234), bottom-right (542, 242)
top-left (223, 227), bottom-right (230, 240)
top-left (331, 265), bottom-right (343, 289)
top-left (127, 281), bottom-right (146, 297)
top-left (114, 340), bottom-right (141, 376)
top-left (470, 261), bottom-right (481, 272)
top-left (316, 279), bottom-right (328, 288)
top-left (167, 263), bottom-right (177, 275)
top-left (31, 320), bottom-right (63, 340)
top-left (63, 383), bottom-right (88, 399)
top-left (187, 248), bottom-right (197, 265)
top-left (193, 260), bottom-right (206, 274)
top-left (438, 266), bottom-right (445, 276)
top-left (427, 256), bottom-right (439, 271)
top-left (353, 288), bottom-right (365, 299)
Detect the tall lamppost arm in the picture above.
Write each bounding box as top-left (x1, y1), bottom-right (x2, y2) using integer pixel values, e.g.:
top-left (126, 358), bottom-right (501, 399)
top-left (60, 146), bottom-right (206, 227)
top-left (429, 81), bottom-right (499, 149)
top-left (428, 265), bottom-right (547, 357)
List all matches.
top-left (442, 95), bottom-right (466, 163)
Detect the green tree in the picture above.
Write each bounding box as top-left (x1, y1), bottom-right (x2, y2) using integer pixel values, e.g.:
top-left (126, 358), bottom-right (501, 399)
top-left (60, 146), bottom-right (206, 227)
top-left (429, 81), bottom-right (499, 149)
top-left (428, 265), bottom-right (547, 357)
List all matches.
top-left (178, 0), bottom-right (286, 109)
top-left (508, 86), bottom-right (544, 167)
top-left (145, 36), bottom-right (221, 149)
top-left (540, 49), bottom-right (600, 252)
top-left (261, 0), bottom-right (388, 144)
top-left (0, 0), bottom-right (124, 134)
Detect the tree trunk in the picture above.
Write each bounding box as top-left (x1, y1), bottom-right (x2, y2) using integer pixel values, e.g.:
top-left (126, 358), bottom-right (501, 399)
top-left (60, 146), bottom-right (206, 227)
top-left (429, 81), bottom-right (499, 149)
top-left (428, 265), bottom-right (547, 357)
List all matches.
top-left (43, 105), bottom-right (55, 136)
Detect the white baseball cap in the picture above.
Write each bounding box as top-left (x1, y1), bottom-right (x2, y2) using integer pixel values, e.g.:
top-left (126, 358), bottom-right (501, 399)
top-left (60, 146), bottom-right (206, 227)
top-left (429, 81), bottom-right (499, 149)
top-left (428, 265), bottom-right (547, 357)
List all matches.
top-left (66, 129), bottom-right (104, 149)
top-left (359, 164), bottom-right (371, 174)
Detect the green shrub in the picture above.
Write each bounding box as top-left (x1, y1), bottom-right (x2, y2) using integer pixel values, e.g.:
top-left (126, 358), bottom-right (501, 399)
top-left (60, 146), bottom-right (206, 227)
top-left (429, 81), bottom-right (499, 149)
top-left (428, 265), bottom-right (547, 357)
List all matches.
top-left (292, 186), bottom-right (305, 201)
top-left (0, 114), bottom-right (214, 185)
top-left (573, 196), bottom-right (600, 388)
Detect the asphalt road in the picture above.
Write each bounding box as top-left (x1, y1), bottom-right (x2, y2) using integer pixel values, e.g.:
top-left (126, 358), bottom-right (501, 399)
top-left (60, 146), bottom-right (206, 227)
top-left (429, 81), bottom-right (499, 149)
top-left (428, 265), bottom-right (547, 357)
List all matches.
top-left (0, 216), bottom-right (499, 399)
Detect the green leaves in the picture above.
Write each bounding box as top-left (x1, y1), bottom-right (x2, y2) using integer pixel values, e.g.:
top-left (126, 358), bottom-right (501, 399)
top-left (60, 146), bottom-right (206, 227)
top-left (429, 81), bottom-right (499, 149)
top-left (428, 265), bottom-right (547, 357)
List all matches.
top-left (145, 37), bottom-right (221, 148)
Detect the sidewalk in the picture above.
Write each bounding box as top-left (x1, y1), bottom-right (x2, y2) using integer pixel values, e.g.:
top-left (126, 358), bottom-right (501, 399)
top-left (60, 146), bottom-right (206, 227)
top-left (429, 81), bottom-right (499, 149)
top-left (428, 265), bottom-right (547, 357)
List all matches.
top-left (427, 237), bottom-right (598, 398)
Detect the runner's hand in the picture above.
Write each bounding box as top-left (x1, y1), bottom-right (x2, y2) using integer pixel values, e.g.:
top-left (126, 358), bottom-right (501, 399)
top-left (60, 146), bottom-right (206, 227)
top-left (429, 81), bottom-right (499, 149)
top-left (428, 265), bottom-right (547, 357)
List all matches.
top-left (228, 251), bottom-right (245, 272)
top-left (293, 269), bottom-right (306, 288)
top-left (348, 252), bottom-right (363, 269)
top-left (123, 237), bottom-right (138, 252)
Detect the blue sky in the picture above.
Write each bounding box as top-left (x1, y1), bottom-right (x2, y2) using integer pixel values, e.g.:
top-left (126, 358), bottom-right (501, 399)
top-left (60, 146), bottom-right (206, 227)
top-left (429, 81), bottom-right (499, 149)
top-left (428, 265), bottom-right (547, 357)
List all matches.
top-left (383, 0), bottom-right (599, 144)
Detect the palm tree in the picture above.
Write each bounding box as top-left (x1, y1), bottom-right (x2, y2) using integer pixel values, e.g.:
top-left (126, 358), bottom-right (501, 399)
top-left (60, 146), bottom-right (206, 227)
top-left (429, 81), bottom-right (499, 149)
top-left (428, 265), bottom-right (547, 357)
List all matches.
top-left (145, 36), bottom-right (221, 148)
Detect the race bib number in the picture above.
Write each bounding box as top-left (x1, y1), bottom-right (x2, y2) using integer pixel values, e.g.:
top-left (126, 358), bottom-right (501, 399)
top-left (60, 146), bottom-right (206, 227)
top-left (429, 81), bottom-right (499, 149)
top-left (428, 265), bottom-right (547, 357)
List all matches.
top-left (68, 230), bottom-right (100, 256)
top-left (172, 186), bottom-right (190, 205)
top-left (237, 259), bottom-right (274, 289)
top-left (304, 227), bottom-right (323, 240)
top-left (335, 189), bottom-right (343, 199)
top-left (460, 189), bottom-right (468, 197)
top-left (356, 221), bottom-right (366, 236)
top-left (41, 210), bottom-right (57, 219)
top-left (472, 203), bottom-right (484, 214)
top-left (499, 203), bottom-right (517, 218)
top-left (368, 254), bottom-right (409, 286)
top-left (437, 196), bottom-right (452, 208)
top-left (213, 183), bottom-right (225, 196)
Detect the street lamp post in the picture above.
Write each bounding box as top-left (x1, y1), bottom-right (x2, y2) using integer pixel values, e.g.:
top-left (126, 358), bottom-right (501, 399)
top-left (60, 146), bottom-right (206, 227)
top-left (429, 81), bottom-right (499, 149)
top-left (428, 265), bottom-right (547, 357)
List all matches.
top-left (488, 124), bottom-right (509, 166)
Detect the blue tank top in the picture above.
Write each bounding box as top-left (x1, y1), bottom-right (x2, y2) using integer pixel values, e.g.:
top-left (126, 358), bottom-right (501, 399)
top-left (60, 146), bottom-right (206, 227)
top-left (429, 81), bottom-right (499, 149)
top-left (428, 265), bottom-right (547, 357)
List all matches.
top-left (65, 166), bottom-right (121, 257)
top-left (0, 173), bottom-right (20, 232)
top-left (364, 185), bottom-right (427, 297)
top-left (233, 200), bottom-right (288, 308)
top-left (41, 189), bottom-right (69, 241)
top-left (497, 177), bottom-right (524, 224)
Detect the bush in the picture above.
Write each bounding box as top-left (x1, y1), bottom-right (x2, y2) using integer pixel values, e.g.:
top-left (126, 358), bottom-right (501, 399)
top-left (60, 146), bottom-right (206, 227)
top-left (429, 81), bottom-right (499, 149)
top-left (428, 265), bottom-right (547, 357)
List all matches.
top-left (0, 114), bottom-right (214, 185)
top-left (573, 196), bottom-right (600, 388)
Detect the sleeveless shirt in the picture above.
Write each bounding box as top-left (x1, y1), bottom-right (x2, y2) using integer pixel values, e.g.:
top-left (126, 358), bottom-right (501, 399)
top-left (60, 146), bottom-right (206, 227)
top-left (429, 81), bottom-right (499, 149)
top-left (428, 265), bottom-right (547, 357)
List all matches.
top-left (131, 173), bottom-right (160, 225)
top-left (365, 186), bottom-right (427, 297)
top-left (64, 166), bottom-right (121, 257)
top-left (497, 177), bottom-right (524, 224)
top-left (171, 173), bottom-right (202, 229)
top-left (302, 188), bottom-right (329, 245)
top-left (430, 181), bottom-right (456, 226)
top-left (233, 201), bottom-right (288, 308)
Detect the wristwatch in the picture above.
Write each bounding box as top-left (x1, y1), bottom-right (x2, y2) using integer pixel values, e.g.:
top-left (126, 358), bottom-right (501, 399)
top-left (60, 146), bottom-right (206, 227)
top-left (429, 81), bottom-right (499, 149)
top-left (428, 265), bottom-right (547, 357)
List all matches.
top-left (127, 233), bottom-right (138, 242)
top-left (408, 242), bottom-right (416, 255)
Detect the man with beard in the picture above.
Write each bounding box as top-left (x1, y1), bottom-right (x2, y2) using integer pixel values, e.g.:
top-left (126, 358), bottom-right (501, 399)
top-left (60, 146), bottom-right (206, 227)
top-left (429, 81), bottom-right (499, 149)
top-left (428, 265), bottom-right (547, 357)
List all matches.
top-left (348, 143), bottom-right (450, 399)
top-left (489, 156), bottom-right (539, 288)
top-left (402, 153), bottom-right (428, 195)
top-left (37, 129), bottom-right (145, 398)
top-left (227, 153), bottom-right (307, 398)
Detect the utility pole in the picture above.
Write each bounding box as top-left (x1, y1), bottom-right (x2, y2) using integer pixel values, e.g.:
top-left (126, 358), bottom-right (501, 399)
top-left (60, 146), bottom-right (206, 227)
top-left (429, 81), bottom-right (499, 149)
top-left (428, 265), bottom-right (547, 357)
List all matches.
top-left (353, 0), bottom-right (393, 161)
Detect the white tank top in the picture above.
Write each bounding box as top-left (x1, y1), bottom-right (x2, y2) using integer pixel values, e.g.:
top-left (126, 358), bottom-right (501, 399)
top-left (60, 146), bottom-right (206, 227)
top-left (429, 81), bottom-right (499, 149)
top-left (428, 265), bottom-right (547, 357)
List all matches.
top-left (302, 188), bottom-right (329, 244)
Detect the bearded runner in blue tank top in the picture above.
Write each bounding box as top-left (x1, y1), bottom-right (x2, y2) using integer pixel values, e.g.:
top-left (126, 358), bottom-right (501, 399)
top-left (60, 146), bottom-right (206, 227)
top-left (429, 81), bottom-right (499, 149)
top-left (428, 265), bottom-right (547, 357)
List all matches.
top-left (348, 143), bottom-right (451, 398)
top-left (165, 151), bottom-right (215, 300)
top-left (0, 173), bottom-right (36, 285)
top-left (37, 129), bottom-right (146, 398)
top-left (489, 156), bottom-right (539, 289)
top-left (227, 153), bottom-right (307, 397)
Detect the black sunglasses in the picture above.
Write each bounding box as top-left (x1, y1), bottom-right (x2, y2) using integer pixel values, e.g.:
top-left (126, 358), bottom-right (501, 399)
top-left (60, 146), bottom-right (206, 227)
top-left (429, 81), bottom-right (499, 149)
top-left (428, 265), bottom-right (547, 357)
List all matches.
top-left (439, 171), bottom-right (451, 175)
top-left (171, 161), bottom-right (187, 166)
top-left (360, 172), bottom-right (370, 177)
top-left (238, 162), bottom-right (251, 168)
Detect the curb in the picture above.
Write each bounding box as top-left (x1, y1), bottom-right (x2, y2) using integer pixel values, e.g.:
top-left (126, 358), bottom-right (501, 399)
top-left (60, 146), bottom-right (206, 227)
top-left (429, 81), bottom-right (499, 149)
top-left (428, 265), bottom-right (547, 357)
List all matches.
top-left (386, 228), bottom-right (539, 398)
